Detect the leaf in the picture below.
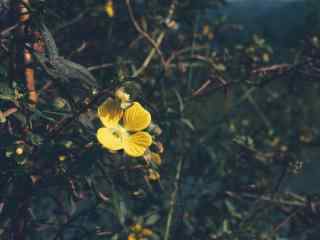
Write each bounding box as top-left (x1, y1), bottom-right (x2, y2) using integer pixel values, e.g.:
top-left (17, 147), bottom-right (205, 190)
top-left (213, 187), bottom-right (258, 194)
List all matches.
top-left (41, 23), bottom-right (59, 61)
top-left (222, 219), bottom-right (231, 234)
top-left (111, 192), bottom-right (127, 225)
top-left (55, 57), bottom-right (98, 88)
top-left (225, 200), bottom-right (242, 219)
top-left (173, 88), bottom-right (184, 113)
top-left (12, 112), bottom-right (27, 127)
top-left (0, 83), bottom-right (16, 102)
top-left (180, 118), bottom-right (195, 131)
top-left (122, 81), bottom-right (142, 100)
top-left (27, 133), bottom-right (44, 146)
top-left (30, 108), bottom-right (56, 122)
top-left (111, 234), bottom-right (119, 240)
top-left (144, 213), bottom-right (160, 226)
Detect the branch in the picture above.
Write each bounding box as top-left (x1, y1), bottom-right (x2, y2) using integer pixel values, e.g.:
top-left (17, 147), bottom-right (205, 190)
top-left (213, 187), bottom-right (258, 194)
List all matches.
top-left (125, 0), bottom-right (166, 69)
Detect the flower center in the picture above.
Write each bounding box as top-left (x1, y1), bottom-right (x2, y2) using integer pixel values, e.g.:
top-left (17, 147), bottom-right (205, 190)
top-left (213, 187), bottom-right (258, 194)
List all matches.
top-left (110, 125), bottom-right (128, 142)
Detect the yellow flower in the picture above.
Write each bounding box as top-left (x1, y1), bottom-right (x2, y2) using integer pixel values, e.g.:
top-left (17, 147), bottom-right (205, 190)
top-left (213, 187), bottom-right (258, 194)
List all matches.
top-left (105, 0), bottom-right (114, 17)
top-left (97, 99), bottom-right (152, 157)
top-left (128, 233), bottom-right (137, 240)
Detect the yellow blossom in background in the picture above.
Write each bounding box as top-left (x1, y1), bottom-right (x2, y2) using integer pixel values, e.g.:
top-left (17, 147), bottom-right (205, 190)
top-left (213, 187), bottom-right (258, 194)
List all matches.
top-left (129, 224), bottom-right (154, 239)
top-left (15, 147), bottom-right (24, 155)
top-left (58, 155), bottom-right (67, 161)
top-left (105, 0), bottom-right (114, 17)
top-left (97, 99), bottom-right (152, 157)
top-left (202, 24), bottom-right (210, 35)
top-left (131, 224), bottom-right (143, 233)
top-left (128, 233), bottom-right (137, 240)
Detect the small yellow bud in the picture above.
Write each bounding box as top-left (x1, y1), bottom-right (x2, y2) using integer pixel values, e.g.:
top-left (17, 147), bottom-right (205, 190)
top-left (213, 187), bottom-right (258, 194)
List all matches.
top-left (115, 87), bottom-right (130, 102)
top-left (141, 228), bottom-right (153, 237)
top-left (150, 152), bottom-right (161, 166)
top-left (128, 233), bottom-right (137, 240)
top-left (105, 0), bottom-right (114, 17)
top-left (58, 155), bottom-right (67, 161)
top-left (131, 224), bottom-right (142, 233)
top-left (202, 24), bottom-right (210, 35)
top-left (149, 123), bottom-right (162, 136)
top-left (16, 147), bottom-right (24, 155)
top-left (148, 169), bottom-right (160, 181)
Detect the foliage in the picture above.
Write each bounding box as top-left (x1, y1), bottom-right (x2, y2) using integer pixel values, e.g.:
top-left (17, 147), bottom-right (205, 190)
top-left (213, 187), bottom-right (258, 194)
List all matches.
top-left (0, 0), bottom-right (320, 239)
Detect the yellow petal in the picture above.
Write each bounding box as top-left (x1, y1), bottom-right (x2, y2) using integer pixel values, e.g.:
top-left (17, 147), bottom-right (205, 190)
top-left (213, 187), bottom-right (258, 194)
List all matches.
top-left (123, 102), bottom-right (151, 131)
top-left (97, 127), bottom-right (123, 151)
top-left (98, 98), bottom-right (123, 127)
top-left (123, 132), bottom-right (152, 157)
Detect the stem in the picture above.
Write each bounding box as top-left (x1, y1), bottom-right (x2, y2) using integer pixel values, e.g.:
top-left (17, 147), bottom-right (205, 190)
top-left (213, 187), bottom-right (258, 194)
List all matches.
top-left (164, 155), bottom-right (183, 240)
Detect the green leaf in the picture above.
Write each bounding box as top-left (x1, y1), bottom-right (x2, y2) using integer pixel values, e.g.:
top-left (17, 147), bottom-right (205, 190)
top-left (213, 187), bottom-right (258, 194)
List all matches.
top-left (111, 192), bottom-right (127, 225)
top-left (225, 200), bottom-right (242, 219)
top-left (180, 118), bottom-right (195, 131)
top-left (173, 89), bottom-right (184, 113)
top-left (144, 213), bottom-right (161, 226)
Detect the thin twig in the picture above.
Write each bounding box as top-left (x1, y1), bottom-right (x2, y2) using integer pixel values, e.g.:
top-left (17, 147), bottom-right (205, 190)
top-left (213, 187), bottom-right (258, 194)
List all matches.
top-left (133, 32), bottom-right (166, 77)
top-left (129, 0), bottom-right (178, 77)
top-left (0, 24), bottom-right (19, 38)
top-left (164, 155), bottom-right (183, 240)
top-left (272, 207), bottom-right (301, 234)
top-left (88, 63), bottom-right (114, 72)
top-left (125, 0), bottom-right (166, 68)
